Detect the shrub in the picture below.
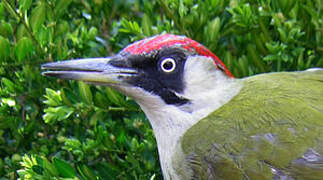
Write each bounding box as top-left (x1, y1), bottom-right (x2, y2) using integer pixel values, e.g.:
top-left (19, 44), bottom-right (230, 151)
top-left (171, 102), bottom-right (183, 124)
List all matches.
top-left (0, 0), bottom-right (322, 179)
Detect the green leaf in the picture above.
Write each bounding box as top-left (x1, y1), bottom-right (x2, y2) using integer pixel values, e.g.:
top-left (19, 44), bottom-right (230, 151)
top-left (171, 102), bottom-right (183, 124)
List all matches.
top-left (0, 3), bottom-right (4, 19)
top-left (42, 158), bottom-right (59, 177)
top-left (32, 165), bottom-right (44, 175)
top-left (46, 5), bottom-right (54, 22)
top-left (2, 0), bottom-right (19, 19)
top-left (42, 112), bottom-right (56, 124)
top-left (0, 21), bottom-right (13, 38)
top-left (78, 81), bottom-right (93, 104)
top-left (264, 54), bottom-right (278, 62)
top-left (53, 157), bottom-right (76, 178)
top-left (16, 24), bottom-right (28, 41)
top-left (94, 91), bottom-right (109, 108)
top-left (247, 44), bottom-right (267, 72)
top-left (120, 19), bottom-right (143, 36)
top-left (142, 14), bottom-right (152, 36)
top-left (60, 88), bottom-right (73, 106)
top-left (131, 138), bottom-right (139, 151)
top-left (178, 0), bottom-right (187, 18)
top-left (1, 98), bottom-right (16, 107)
top-left (277, 27), bottom-right (287, 42)
top-left (2, 77), bottom-right (15, 93)
top-left (55, 21), bottom-right (70, 37)
top-left (88, 27), bottom-right (98, 40)
top-left (55, 0), bottom-right (73, 17)
top-left (105, 87), bottom-right (124, 106)
top-left (89, 111), bottom-right (104, 126)
top-left (275, 0), bottom-right (296, 14)
top-left (206, 17), bottom-right (221, 45)
top-left (78, 164), bottom-right (96, 180)
top-left (30, 2), bottom-right (46, 32)
top-left (239, 56), bottom-right (249, 77)
top-left (19, 0), bottom-right (32, 11)
top-left (56, 106), bottom-right (74, 121)
top-left (37, 26), bottom-right (50, 46)
top-left (15, 37), bottom-right (34, 61)
top-left (43, 88), bottom-right (62, 106)
top-left (0, 36), bottom-right (10, 60)
top-left (43, 106), bottom-right (74, 123)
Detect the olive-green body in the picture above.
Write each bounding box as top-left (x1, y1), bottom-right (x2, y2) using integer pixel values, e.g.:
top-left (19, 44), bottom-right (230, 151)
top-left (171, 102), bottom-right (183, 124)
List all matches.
top-left (177, 70), bottom-right (323, 179)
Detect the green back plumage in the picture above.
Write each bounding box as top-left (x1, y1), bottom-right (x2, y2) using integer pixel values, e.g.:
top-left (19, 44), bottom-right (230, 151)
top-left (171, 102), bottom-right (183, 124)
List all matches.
top-left (179, 70), bottom-right (323, 180)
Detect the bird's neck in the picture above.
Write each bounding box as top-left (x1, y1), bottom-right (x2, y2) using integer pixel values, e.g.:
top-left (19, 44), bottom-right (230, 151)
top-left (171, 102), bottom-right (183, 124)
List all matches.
top-left (138, 101), bottom-right (196, 180)
top-left (137, 71), bottom-right (243, 179)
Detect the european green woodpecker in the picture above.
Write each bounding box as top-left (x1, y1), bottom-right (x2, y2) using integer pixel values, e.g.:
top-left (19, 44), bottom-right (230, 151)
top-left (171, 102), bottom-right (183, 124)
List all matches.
top-left (42, 34), bottom-right (323, 180)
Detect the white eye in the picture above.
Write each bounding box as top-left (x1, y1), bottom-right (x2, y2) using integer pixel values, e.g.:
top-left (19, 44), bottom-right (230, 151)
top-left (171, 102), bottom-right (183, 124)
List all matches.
top-left (160, 58), bottom-right (176, 73)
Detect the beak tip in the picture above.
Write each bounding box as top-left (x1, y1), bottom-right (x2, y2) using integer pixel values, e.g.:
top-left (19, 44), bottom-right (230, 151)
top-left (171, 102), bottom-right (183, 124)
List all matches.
top-left (41, 62), bottom-right (60, 70)
top-left (41, 64), bottom-right (48, 70)
top-left (41, 71), bottom-right (49, 76)
top-left (41, 71), bottom-right (72, 79)
top-left (41, 71), bottom-right (56, 77)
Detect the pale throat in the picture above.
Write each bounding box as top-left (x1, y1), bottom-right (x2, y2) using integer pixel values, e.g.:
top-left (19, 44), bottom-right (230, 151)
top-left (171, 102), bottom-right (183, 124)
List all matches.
top-left (128, 56), bottom-right (242, 179)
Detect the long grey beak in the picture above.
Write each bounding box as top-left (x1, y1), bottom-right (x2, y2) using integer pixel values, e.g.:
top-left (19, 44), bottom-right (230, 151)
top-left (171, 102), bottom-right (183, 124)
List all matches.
top-left (41, 57), bottom-right (137, 85)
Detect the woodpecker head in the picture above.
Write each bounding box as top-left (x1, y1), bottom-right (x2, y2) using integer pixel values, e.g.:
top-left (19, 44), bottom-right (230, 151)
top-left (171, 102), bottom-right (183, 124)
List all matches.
top-left (42, 34), bottom-right (241, 178)
top-left (42, 34), bottom-right (236, 116)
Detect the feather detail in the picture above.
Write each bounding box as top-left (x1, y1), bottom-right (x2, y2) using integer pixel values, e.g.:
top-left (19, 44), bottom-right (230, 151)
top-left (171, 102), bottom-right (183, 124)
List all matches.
top-left (179, 70), bottom-right (323, 179)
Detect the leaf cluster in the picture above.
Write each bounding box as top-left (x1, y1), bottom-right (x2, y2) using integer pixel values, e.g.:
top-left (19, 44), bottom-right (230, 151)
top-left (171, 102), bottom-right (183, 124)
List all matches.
top-left (0, 0), bottom-right (322, 179)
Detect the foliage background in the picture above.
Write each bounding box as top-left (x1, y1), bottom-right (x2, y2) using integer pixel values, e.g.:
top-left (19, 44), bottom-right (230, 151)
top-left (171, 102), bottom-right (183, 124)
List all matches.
top-left (0, 0), bottom-right (322, 179)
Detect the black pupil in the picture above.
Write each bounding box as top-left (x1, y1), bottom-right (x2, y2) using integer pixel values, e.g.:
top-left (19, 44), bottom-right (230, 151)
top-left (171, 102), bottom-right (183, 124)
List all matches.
top-left (163, 60), bottom-right (173, 70)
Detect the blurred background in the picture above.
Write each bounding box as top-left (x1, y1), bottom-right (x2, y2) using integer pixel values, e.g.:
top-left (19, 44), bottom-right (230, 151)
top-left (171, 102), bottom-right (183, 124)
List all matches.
top-left (0, 0), bottom-right (322, 179)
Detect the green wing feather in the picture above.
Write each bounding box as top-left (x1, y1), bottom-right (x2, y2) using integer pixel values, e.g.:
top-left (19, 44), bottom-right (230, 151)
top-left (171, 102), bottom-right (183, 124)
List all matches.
top-left (179, 70), bottom-right (323, 180)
